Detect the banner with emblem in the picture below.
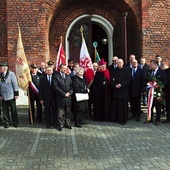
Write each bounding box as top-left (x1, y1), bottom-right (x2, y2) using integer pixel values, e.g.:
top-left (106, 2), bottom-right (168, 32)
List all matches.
top-left (79, 26), bottom-right (94, 86)
top-left (16, 24), bottom-right (32, 91)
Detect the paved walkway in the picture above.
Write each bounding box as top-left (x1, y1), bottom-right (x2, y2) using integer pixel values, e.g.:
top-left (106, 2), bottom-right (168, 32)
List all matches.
top-left (0, 109), bottom-right (170, 170)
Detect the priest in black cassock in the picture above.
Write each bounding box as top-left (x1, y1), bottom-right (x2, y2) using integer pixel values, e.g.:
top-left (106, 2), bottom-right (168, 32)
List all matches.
top-left (92, 59), bottom-right (111, 121)
top-left (110, 59), bottom-right (131, 125)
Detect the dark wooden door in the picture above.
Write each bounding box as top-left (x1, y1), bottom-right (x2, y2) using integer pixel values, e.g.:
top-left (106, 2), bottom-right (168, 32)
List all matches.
top-left (113, 13), bottom-right (127, 63)
top-left (69, 17), bottom-right (92, 63)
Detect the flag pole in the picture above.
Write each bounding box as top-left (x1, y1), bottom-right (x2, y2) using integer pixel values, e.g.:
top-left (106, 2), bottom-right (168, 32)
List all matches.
top-left (28, 89), bottom-right (33, 124)
top-left (80, 25), bottom-right (84, 41)
top-left (17, 23), bottom-right (33, 124)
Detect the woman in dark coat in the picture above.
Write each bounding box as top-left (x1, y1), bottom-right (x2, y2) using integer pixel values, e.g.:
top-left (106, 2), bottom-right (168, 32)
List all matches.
top-left (92, 59), bottom-right (111, 121)
top-left (72, 67), bottom-right (89, 128)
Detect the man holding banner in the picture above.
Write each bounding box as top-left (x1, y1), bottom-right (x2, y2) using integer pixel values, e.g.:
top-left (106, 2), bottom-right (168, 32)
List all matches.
top-left (29, 64), bottom-right (42, 123)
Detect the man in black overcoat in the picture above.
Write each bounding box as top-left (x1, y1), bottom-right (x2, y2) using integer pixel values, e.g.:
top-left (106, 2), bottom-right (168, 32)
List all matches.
top-left (110, 59), bottom-right (131, 125)
top-left (53, 64), bottom-right (73, 131)
top-left (39, 66), bottom-right (57, 128)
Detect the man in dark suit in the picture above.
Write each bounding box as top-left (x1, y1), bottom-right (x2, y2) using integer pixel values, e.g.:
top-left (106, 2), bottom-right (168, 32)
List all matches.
top-left (156, 55), bottom-right (163, 68)
top-left (164, 58), bottom-right (170, 123)
top-left (29, 64), bottom-right (42, 123)
top-left (129, 59), bottom-right (144, 122)
top-left (108, 56), bottom-right (118, 74)
top-left (53, 64), bottom-right (73, 131)
top-left (125, 54), bottom-right (136, 68)
top-left (39, 66), bottom-right (57, 128)
top-left (139, 57), bottom-right (149, 105)
top-left (145, 60), bottom-right (167, 125)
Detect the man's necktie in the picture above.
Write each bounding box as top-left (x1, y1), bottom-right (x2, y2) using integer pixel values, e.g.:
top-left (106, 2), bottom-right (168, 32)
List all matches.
top-left (48, 76), bottom-right (51, 85)
top-left (132, 69), bottom-right (136, 78)
top-left (151, 70), bottom-right (155, 77)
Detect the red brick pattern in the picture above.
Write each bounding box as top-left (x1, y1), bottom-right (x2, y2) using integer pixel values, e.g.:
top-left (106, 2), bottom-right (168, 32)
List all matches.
top-left (0, 0), bottom-right (7, 61)
top-left (0, 0), bottom-right (170, 71)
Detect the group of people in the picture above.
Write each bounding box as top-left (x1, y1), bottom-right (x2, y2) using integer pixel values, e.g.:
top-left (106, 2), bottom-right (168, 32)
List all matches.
top-left (0, 54), bottom-right (170, 129)
top-left (92, 54), bottom-right (170, 126)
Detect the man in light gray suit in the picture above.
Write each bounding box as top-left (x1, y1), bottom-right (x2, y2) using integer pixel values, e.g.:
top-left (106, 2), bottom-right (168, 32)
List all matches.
top-left (0, 62), bottom-right (19, 128)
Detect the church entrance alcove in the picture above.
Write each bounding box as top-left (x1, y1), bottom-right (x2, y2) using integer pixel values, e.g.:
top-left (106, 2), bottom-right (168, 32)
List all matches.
top-left (67, 15), bottom-right (111, 64)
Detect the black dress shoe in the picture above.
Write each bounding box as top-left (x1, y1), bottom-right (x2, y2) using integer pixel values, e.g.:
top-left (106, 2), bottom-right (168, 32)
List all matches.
top-left (4, 125), bottom-right (9, 128)
top-left (163, 119), bottom-right (170, 123)
top-left (14, 125), bottom-right (19, 128)
top-left (58, 126), bottom-right (62, 131)
top-left (64, 125), bottom-right (72, 129)
top-left (80, 122), bottom-right (87, 125)
top-left (120, 122), bottom-right (126, 125)
top-left (129, 115), bottom-right (136, 120)
top-left (136, 118), bottom-right (140, 122)
top-left (75, 124), bottom-right (82, 128)
top-left (155, 122), bottom-right (160, 126)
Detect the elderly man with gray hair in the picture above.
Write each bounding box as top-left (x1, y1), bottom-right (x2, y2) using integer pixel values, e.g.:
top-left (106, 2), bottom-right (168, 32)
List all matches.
top-left (0, 62), bottom-right (19, 128)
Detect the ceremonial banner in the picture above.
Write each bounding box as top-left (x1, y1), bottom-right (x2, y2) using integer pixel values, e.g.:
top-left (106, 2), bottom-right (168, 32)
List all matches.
top-left (56, 41), bottom-right (66, 71)
top-left (80, 28), bottom-right (94, 86)
top-left (16, 25), bottom-right (32, 91)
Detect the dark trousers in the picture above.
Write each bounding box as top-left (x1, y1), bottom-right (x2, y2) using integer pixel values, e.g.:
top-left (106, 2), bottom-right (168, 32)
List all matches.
top-left (0, 100), bottom-right (2, 122)
top-left (29, 97), bottom-right (42, 122)
top-left (75, 111), bottom-right (83, 125)
top-left (57, 106), bottom-right (71, 127)
top-left (166, 96), bottom-right (170, 120)
top-left (2, 99), bottom-right (19, 127)
top-left (45, 106), bottom-right (57, 127)
top-left (130, 96), bottom-right (141, 119)
top-left (151, 99), bottom-right (161, 122)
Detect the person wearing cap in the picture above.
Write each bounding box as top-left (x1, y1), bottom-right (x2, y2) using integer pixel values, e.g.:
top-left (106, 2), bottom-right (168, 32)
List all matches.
top-left (0, 62), bottom-right (19, 128)
top-left (144, 59), bottom-right (167, 126)
top-left (92, 59), bottom-right (111, 121)
top-left (53, 64), bottom-right (73, 131)
top-left (110, 59), bottom-right (131, 125)
top-left (38, 62), bottom-right (46, 75)
top-left (47, 60), bottom-right (57, 75)
top-left (29, 63), bottom-right (43, 123)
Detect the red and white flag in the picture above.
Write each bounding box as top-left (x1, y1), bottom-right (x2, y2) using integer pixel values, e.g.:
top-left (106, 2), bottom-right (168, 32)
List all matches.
top-left (56, 42), bottom-right (70, 74)
top-left (80, 37), bottom-right (94, 86)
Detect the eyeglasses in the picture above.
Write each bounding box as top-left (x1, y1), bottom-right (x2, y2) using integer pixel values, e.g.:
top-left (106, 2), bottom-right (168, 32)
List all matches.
top-left (112, 60), bottom-right (117, 62)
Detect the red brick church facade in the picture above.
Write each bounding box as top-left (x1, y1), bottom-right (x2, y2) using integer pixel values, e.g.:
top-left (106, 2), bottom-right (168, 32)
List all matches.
top-left (0, 0), bottom-right (170, 71)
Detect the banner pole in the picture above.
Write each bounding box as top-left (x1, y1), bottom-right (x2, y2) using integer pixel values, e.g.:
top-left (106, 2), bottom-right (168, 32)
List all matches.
top-left (28, 88), bottom-right (33, 124)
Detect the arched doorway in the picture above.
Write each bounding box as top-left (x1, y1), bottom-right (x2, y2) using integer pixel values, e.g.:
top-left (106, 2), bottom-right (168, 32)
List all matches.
top-left (66, 14), bottom-right (113, 65)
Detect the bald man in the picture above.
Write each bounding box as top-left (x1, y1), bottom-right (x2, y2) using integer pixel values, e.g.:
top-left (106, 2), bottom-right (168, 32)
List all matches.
top-left (110, 59), bottom-right (131, 125)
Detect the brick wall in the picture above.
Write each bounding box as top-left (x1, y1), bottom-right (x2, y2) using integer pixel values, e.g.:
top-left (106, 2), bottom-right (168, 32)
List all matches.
top-left (6, 0), bottom-right (46, 70)
top-left (142, 0), bottom-right (170, 62)
top-left (0, 0), bottom-right (7, 61)
top-left (0, 0), bottom-right (170, 71)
